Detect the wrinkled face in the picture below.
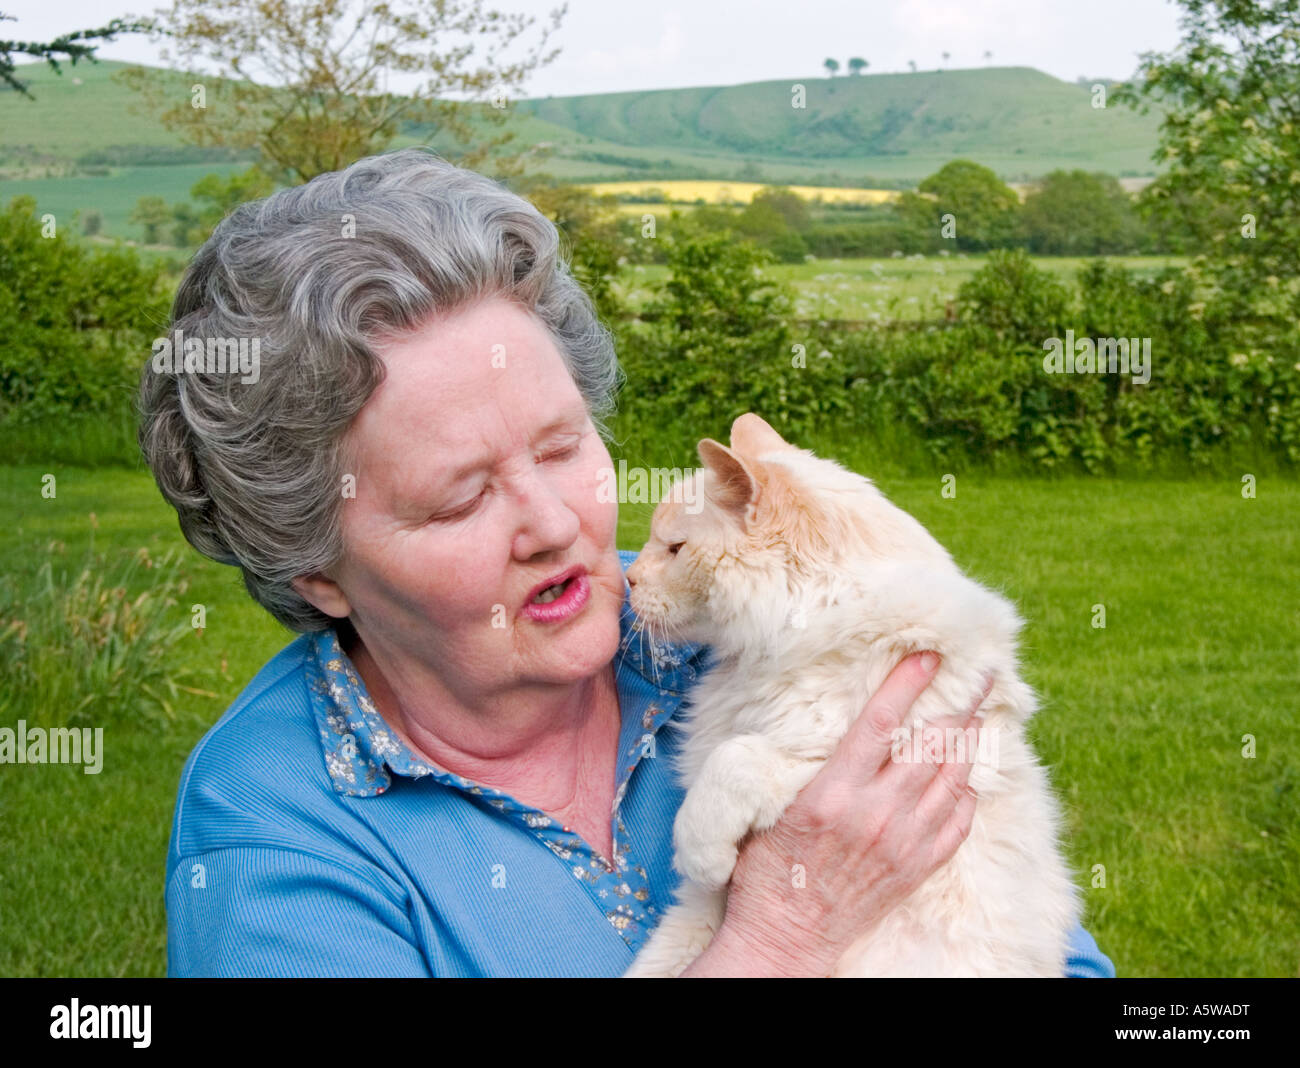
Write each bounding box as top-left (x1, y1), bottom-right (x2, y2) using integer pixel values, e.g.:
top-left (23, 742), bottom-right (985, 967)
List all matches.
top-left (311, 296), bottom-right (625, 703)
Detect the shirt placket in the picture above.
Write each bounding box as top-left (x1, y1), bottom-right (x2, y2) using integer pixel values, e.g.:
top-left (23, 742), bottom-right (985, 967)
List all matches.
top-left (306, 626), bottom-right (698, 953)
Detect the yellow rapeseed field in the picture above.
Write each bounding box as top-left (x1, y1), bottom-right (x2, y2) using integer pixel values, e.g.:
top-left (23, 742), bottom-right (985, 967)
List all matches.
top-left (583, 179), bottom-right (899, 208)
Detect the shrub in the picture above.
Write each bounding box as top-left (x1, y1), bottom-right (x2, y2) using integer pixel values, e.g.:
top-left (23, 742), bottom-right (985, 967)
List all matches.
top-left (613, 232), bottom-right (850, 459)
top-left (0, 196), bottom-right (170, 426)
top-left (957, 248), bottom-right (1073, 343)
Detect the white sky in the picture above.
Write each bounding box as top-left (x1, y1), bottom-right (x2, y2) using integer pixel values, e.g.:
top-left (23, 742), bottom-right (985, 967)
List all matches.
top-left (5, 0), bottom-right (1185, 97)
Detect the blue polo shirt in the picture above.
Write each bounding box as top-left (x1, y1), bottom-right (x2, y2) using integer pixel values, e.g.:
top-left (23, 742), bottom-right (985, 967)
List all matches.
top-left (165, 549), bottom-right (1115, 977)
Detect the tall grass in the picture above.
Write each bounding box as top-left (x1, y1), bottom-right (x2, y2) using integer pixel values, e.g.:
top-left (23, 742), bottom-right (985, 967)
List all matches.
top-left (0, 410), bottom-right (144, 469)
top-left (0, 526), bottom-right (213, 730)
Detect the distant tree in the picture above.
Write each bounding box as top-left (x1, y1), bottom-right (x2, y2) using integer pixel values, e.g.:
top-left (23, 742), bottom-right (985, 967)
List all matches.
top-left (1020, 170), bottom-right (1141, 254)
top-left (896, 159), bottom-right (1020, 250)
top-left (129, 196), bottom-right (172, 245)
top-left (0, 11), bottom-right (147, 98)
top-left (749, 187), bottom-right (811, 232)
top-left (848, 57), bottom-right (868, 75)
top-left (907, 59), bottom-right (917, 73)
top-left (941, 51), bottom-right (951, 67)
top-left (150, 165), bottom-right (279, 248)
top-left (169, 201), bottom-right (201, 248)
top-left (187, 167), bottom-right (276, 239)
top-left (118, 0), bottom-right (567, 186)
top-left (983, 50), bottom-right (993, 64)
top-left (81, 209), bottom-right (102, 237)
top-left (521, 180), bottom-right (625, 325)
top-left (1115, 0), bottom-right (1300, 318)
top-left (823, 57), bottom-right (840, 77)
top-left (128, 197), bottom-right (172, 245)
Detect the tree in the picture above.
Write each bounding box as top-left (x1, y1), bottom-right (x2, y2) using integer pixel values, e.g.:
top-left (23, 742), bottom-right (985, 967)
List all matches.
top-left (848, 57), bottom-right (868, 75)
top-left (117, 0), bottom-right (568, 186)
top-left (749, 187), bottom-right (811, 232)
top-left (0, 11), bottom-right (147, 97)
top-left (908, 60), bottom-right (917, 73)
top-left (1020, 170), bottom-right (1141, 254)
top-left (186, 167), bottom-right (276, 240)
top-left (733, 197), bottom-right (808, 263)
top-left (129, 196), bottom-right (172, 245)
top-left (1116, 0), bottom-right (1300, 318)
top-left (520, 180), bottom-right (624, 325)
top-left (896, 159), bottom-right (1020, 250)
top-left (941, 51), bottom-right (951, 67)
top-left (823, 57), bottom-right (840, 77)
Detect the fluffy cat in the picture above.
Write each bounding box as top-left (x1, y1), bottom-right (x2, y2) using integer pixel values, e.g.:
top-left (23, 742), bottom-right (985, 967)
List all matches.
top-left (622, 413), bottom-right (1081, 977)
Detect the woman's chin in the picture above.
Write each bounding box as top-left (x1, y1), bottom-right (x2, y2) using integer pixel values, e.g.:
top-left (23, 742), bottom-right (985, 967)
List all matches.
top-left (522, 588), bottom-right (622, 681)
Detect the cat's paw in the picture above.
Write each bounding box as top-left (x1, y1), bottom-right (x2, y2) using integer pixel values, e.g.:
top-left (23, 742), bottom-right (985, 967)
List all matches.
top-left (672, 826), bottom-right (739, 892)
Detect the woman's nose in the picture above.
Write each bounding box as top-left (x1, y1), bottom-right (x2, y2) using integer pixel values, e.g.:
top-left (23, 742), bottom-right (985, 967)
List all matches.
top-left (510, 472), bottom-right (580, 557)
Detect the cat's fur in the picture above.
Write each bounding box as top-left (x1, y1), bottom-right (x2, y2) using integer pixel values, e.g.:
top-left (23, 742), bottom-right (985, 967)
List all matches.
top-left (622, 414), bottom-right (1080, 977)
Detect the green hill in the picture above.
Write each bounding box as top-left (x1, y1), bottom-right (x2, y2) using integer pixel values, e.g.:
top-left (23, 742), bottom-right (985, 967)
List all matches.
top-left (1, 59), bottom-right (1162, 185)
top-left (512, 67), bottom-right (1163, 183)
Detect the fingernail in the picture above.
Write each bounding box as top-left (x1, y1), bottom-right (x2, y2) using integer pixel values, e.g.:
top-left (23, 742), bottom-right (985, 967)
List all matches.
top-left (919, 650), bottom-right (940, 674)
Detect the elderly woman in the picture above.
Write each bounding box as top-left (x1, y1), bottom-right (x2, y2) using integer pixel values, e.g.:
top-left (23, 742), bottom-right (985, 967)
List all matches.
top-left (141, 148), bottom-right (1113, 978)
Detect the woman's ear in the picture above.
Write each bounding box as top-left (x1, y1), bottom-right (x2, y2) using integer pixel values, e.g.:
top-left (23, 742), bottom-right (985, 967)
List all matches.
top-left (291, 574), bottom-right (352, 620)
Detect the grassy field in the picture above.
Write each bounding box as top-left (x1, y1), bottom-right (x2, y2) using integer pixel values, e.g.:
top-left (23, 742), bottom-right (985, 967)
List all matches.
top-left (616, 254), bottom-right (1187, 322)
top-left (0, 162), bottom-right (249, 242)
top-left (0, 458), bottom-right (1295, 977)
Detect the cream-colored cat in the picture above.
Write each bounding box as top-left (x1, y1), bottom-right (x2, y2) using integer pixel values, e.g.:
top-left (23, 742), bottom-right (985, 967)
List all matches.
top-left (623, 414), bottom-right (1080, 977)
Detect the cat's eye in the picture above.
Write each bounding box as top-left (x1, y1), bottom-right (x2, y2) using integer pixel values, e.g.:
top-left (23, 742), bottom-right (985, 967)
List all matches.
top-left (667, 541), bottom-right (685, 556)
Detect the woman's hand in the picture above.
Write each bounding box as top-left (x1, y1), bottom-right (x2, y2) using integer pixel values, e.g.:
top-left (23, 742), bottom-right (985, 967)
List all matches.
top-left (682, 651), bottom-right (990, 977)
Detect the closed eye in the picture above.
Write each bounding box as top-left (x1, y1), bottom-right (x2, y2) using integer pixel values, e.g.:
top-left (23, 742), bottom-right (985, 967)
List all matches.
top-left (431, 492), bottom-right (484, 522)
top-left (538, 441), bottom-right (582, 463)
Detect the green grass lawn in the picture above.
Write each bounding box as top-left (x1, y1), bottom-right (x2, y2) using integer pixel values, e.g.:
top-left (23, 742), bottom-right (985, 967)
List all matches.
top-left (1, 462), bottom-right (1296, 976)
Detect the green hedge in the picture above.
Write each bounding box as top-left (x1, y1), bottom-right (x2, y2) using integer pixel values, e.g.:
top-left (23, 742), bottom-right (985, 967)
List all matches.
top-left (612, 247), bottom-right (1300, 473)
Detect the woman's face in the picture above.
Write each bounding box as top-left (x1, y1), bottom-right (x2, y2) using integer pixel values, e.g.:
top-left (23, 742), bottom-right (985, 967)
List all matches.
top-left (305, 296), bottom-right (624, 703)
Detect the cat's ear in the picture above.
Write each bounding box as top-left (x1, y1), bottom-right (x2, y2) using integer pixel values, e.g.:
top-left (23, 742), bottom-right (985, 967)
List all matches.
top-left (730, 413), bottom-right (792, 458)
top-left (698, 438), bottom-right (758, 523)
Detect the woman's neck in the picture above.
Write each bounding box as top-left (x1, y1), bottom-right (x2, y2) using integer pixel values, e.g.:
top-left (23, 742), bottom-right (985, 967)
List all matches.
top-left (344, 631), bottom-right (623, 825)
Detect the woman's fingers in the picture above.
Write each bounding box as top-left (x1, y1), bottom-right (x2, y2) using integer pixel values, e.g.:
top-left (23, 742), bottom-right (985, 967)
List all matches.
top-left (913, 675), bottom-right (994, 826)
top-left (929, 772), bottom-right (979, 865)
top-left (826, 651), bottom-right (942, 785)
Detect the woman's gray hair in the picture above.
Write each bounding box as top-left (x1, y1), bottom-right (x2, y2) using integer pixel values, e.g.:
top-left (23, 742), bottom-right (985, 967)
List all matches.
top-left (138, 147), bottom-right (622, 633)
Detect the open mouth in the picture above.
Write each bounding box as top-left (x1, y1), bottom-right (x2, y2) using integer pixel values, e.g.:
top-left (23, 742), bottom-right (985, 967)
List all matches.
top-left (522, 569), bottom-right (591, 622)
top-left (531, 578), bottom-right (572, 604)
